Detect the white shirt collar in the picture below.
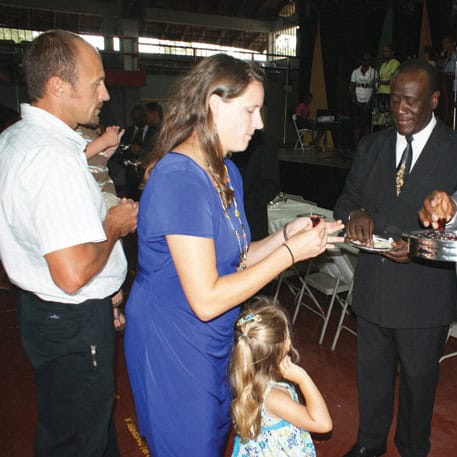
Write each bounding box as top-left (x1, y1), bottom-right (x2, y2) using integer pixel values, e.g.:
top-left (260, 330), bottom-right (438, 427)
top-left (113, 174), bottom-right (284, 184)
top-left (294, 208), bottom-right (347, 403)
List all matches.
top-left (395, 113), bottom-right (436, 168)
top-left (20, 103), bottom-right (87, 151)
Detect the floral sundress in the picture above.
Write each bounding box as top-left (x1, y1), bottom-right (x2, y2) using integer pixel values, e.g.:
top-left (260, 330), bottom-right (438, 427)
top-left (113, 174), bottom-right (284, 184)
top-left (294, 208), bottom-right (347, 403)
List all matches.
top-left (232, 381), bottom-right (316, 457)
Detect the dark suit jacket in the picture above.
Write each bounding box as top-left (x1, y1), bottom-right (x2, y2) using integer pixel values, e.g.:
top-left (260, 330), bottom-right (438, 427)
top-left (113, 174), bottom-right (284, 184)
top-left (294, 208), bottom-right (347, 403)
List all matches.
top-left (334, 120), bottom-right (457, 328)
top-left (141, 125), bottom-right (159, 158)
top-left (123, 124), bottom-right (146, 147)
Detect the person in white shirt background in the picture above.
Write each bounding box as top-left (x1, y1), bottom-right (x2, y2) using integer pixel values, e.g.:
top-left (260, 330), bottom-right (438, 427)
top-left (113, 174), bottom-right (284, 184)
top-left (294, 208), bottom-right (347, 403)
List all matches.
top-left (349, 52), bottom-right (378, 146)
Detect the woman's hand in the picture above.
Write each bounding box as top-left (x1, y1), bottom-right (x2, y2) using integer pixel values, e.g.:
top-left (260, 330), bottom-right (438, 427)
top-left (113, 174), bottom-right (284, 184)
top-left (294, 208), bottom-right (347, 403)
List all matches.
top-left (285, 222), bottom-right (325, 262)
top-left (283, 216), bottom-right (312, 239)
top-left (325, 219), bottom-right (345, 248)
top-left (285, 216), bottom-right (343, 238)
top-left (287, 222), bottom-right (326, 261)
top-left (285, 218), bottom-right (344, 263)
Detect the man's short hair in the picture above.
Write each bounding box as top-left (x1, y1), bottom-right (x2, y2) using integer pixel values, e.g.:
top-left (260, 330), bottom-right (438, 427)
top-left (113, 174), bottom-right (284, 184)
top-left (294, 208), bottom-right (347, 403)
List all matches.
top-left (393, 59), bottom-right (439, 95)
top-left (22, 29), bottom-right (86, 102)
top-left (145, 102), bottom-right (163, 121)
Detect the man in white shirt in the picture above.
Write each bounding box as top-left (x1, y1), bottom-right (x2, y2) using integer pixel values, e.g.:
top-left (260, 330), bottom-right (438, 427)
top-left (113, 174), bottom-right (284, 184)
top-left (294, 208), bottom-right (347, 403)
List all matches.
top-left (0, 30), bottom-right (137, 457)
top-left (349, 52), bottom-right (378, 145)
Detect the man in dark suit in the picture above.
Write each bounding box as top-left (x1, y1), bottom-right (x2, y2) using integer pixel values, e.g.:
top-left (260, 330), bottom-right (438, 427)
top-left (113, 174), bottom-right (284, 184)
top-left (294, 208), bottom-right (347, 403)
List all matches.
top-left (117, 104), bottom-right (148, 199)
top-left (123, 104), bottom-right (147, 152)
top-left (334, 59), bottom-right (457, 457)
top-left (142, 101), bottom-right (163, 155)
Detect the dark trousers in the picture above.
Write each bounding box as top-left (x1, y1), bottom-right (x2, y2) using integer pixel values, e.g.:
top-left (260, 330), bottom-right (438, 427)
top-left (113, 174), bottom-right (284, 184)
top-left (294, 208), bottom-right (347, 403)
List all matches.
top-left (356, 317), bottom-right (448, 457)
top-left (17, 290), bottom-right (119, 457)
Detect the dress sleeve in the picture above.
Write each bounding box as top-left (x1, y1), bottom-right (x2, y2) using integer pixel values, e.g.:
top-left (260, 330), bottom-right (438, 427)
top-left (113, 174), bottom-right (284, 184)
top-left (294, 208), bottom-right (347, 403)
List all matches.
top-left (141, 165), bottom-right (215, 240)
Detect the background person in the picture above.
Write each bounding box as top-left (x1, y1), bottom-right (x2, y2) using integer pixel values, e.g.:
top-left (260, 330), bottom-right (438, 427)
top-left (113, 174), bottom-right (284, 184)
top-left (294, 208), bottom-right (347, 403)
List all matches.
top-left (372, 44), bottom-right (400, 129)
top-left (0, 30), bottom-right (138, 457)
top-left (436, 33), bottom-right (457, 126)
top-left (142, 101), bottom-right (163, 154)
top-left (230, 297), bottom-right (332, 457)
top-left (109, 104), bottom-right (146, 198)
top-left (420, 45), bottom-right (437, 67)
top-left (335, 59), bottom-right (457, 457)
top-left (294, 92), bottom-right (325, 150)
top-left (78, 123), bottom-right (127, 330)
top-left (349, 52), bottom-right (378, 145)
top-left (124, 53), bottom-right (343, 457)
top-left (132, 101), bottom-right (164, 197)
top-left (438, 33), bottom-right (457, 74)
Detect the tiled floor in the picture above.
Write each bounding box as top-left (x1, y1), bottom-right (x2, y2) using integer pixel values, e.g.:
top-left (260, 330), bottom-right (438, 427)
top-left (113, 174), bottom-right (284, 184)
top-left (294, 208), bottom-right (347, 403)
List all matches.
top-left (1, 273), bottom-right (457, 457)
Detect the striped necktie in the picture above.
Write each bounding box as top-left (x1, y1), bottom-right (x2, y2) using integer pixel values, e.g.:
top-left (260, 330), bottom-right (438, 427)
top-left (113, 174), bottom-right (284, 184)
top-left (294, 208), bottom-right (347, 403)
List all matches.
top-left (396, 135), bottom-right (413, 196)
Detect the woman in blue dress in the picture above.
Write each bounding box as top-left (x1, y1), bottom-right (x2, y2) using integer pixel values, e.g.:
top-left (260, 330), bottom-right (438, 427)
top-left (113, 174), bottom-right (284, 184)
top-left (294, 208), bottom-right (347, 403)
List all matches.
top-left (124, 53), bottom-right (343, 457)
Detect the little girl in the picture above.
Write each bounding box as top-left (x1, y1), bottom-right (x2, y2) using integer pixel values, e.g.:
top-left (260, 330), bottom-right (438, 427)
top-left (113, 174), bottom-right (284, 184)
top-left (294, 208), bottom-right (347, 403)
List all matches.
top-left (230, 297), bottom-right (332, 457)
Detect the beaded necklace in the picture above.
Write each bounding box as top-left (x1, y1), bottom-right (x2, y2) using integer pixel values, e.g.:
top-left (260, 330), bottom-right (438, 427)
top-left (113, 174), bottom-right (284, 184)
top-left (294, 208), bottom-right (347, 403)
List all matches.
top-left (206, 161), bottom-right (248, 271)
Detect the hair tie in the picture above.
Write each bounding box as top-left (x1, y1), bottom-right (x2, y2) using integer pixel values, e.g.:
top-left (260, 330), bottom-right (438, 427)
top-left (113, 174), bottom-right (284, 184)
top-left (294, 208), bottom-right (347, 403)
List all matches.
top-left (237, 313), bottom-right (260, 327)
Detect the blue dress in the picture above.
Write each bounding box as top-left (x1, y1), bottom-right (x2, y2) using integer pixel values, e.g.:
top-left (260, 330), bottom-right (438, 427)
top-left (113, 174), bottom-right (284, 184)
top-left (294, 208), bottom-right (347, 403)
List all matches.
top-left (124, 153), bottom-right (250, 457)
top-left (232, 381), bottom-right (316, 457)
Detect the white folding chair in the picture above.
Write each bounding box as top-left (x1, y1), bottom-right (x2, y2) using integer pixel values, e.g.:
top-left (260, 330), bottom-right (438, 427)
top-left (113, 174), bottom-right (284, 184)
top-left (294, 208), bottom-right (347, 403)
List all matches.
top-left (272, 261), bottom-right (310, 305)
top-left (327, 250), bottom-right (357, 350)
top-left (292, 114), bottom-right (313, 153)
top-left (291, 255), bottom-right (349, 340)
top-left (282, 193), bottom-right (317, 206)
top-left (292, 250), bottom-right (357, 348)
top-left (439, 322), bottom-right (457, 363)
top-left (330, 278), bottom-right (356, 350)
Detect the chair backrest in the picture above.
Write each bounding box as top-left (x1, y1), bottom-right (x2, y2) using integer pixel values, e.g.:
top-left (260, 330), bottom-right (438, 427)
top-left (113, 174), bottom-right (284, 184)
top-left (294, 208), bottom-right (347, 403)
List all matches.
top-left (322, 250), bottom-right (356, 286)
top-left (333, 251), bottom-right (356, 285)
top-left (450, 322), bottom-right (457, 339)
top-left (291, 113), bottom-right (306, 151)
top-left (292, 113), bottom-right (300, 132)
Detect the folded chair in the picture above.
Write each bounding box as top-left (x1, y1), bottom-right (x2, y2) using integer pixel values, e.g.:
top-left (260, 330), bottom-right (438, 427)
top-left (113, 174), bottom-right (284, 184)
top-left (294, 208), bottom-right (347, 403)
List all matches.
top-left (292, 250), bottom-right (356, 349)
top-left (439, 322), bottom-right (457, 363)
top-left (292, 114), bottom-right (313, 153)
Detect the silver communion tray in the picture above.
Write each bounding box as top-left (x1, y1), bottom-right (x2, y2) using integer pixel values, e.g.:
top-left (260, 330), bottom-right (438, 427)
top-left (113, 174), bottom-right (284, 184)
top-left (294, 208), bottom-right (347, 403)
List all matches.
top-left (405, 230), bottom-right (457, 262)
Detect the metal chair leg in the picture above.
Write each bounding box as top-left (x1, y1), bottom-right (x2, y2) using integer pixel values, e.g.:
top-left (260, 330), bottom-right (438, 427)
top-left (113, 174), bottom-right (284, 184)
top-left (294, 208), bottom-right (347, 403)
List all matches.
top-left (318, 275), bottom-right (341, 344)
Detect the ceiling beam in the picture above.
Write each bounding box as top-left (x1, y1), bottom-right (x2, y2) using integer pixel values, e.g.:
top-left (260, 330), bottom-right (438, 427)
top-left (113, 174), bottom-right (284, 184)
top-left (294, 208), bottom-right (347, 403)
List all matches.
top-left (0, 0), bottom-right (116, 17)
top-left (143, 7), bottom-right (288, 33)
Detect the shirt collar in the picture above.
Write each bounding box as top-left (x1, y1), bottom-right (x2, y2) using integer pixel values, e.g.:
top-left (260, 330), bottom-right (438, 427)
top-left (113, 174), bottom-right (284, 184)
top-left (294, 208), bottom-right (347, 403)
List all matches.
top-left (396, 113), bottom-right (436, 150)
top-left (20, 103), bottom-right (87, 151)
top-left (395, 113), bottom-right (436, 166)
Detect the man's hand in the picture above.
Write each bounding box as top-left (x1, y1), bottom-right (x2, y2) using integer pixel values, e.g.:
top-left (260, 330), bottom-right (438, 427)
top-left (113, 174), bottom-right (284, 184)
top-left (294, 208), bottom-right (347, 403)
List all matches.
top-left (345, 209), bottom-right (374, 246)
top-left (418, 190), bottom-right (456, 229)
top-left (105, 198), bottom-right (138, 238)
top-left (383, 239), bottom-right (410, 263)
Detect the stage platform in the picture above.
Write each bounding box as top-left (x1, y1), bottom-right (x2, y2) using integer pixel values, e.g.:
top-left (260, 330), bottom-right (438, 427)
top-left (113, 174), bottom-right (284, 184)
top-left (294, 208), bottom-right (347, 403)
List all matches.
top-left (278, 143), bottom-right (353, 169)
top-left (277, 144), bottom-right (353, 210)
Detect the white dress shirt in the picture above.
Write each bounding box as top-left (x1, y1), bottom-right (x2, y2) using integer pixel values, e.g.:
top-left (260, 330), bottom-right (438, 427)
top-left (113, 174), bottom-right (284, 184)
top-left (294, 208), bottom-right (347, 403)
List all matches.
top-left (395, 113), bottom-right (436, 171)
top-left (0, 104), bottom-right (127, 303)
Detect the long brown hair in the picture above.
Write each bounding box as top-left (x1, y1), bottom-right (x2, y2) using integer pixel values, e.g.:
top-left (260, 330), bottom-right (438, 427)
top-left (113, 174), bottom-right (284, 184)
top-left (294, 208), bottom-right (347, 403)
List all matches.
top-left (142, 53), bottom-right (264, 207)
top-left (229, 297), bottom-right (299, 441)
